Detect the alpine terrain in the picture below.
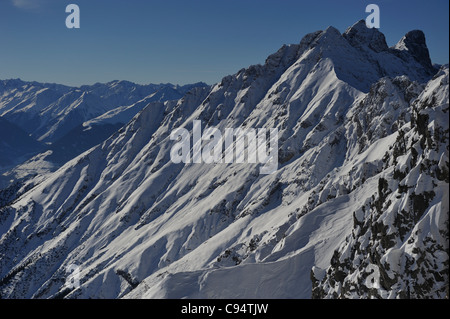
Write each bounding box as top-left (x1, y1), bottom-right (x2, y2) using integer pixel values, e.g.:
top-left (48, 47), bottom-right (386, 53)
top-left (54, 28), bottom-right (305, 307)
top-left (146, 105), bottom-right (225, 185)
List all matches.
top-left (0, 80), bottom-right (208, 191)
top-left (0, 20), bottom-right (448, 299)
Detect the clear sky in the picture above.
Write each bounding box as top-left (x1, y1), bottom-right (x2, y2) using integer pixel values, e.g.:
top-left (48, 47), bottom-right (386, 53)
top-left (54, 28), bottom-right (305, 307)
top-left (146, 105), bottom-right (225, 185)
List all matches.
top-left (0, 0), bottom-right (448, 87)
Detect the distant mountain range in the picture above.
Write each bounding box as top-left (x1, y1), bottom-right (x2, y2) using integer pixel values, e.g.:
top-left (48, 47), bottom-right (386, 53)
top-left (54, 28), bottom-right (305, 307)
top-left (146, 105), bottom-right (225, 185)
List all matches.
top-left (0, 79), bottom-right (208, 143)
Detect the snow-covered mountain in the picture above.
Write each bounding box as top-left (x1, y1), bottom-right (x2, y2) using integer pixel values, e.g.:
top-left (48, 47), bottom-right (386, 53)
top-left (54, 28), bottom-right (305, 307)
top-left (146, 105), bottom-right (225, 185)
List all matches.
top-left (0, 20), bottom-right (447, 299)
top-left (0, 79), bottom-right (208, 143)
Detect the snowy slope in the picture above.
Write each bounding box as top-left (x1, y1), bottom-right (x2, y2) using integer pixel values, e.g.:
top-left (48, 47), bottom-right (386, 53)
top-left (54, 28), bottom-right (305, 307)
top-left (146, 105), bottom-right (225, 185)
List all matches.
top-left (311, 66), bottom-right (449, 299)
top-left (0, 21), bottom-right (447, 299)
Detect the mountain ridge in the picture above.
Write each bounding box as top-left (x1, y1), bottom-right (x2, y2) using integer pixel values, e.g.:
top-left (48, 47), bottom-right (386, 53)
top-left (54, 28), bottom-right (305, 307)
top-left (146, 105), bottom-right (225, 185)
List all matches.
top-left (0, 79), bottom-right (209, 143)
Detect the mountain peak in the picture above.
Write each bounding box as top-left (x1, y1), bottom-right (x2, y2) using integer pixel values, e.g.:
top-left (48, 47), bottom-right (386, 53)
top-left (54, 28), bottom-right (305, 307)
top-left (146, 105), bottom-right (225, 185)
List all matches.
top-left (343, 19), bottom-right (388, 52)
top-left (324, 25), bottom-right (341, 36)
top-left (394, 30), bottom-right (433, 71)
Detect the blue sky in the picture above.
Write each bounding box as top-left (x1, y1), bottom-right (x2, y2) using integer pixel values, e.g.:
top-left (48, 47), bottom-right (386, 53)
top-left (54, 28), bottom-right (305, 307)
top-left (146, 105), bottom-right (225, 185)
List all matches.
top-left (0, 0), bottom-right (448, 86)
